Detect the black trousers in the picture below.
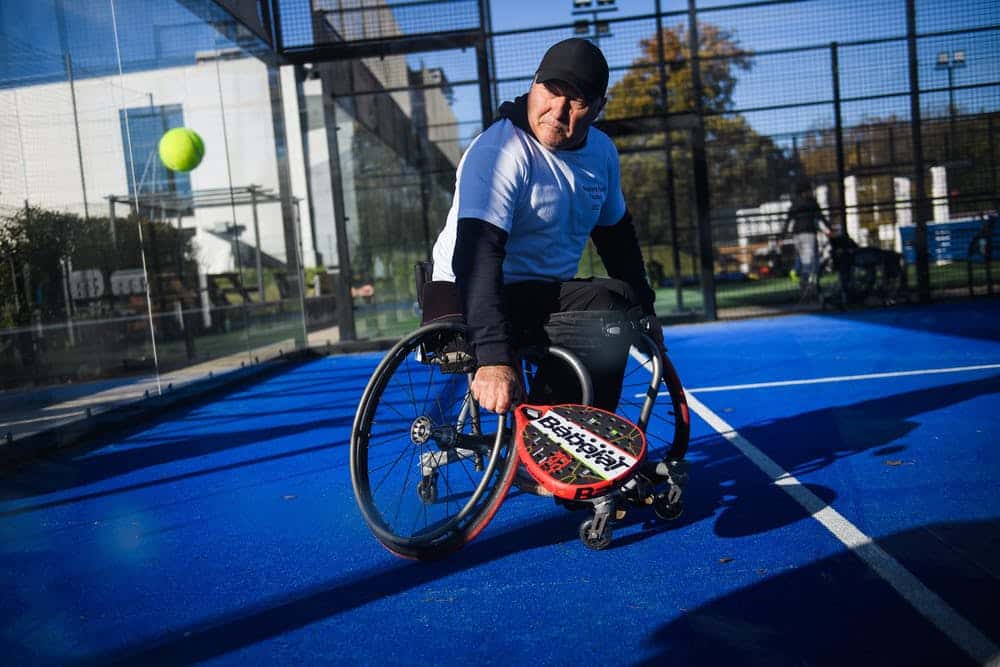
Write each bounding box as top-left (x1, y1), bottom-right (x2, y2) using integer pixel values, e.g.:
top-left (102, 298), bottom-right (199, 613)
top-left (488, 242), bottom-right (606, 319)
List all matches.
top-left (505, 278), bottom-right (642, 411)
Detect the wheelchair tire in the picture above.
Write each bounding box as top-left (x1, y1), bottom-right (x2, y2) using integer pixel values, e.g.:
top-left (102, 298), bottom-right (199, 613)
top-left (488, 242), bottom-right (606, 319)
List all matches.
top-left (350, 321), bottom-right (518, 560)
top-left (617, 333), bottom-right (691, 461)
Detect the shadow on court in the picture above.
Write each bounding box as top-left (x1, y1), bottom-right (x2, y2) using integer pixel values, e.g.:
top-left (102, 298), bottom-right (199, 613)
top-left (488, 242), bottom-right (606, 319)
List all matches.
top-left (77, 513), bottom-right (579, 666)
top-left (601, 371), bottom-right (1000, 549)
top-left (819, 296), bottom-right (1000, 342)
top-left (639, 518), bottom-right (1000, 666)
top-left (0, 377), bottom-right (369, 502)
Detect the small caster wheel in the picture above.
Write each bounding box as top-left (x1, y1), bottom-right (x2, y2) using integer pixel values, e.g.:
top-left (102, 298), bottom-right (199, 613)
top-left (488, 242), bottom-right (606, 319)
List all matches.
top-left (417, 475), bottom-right (437, 504)
top-left (664, 459), bottom-right (689, 488)
top-left (653, 496), bottom-right (683, 521)
top-left (579, 518), bottom-right (612, 550)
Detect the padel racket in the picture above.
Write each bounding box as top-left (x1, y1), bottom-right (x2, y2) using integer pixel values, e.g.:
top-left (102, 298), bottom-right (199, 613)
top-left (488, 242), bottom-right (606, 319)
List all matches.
top-left (513, 404), bottom-right (646, 501)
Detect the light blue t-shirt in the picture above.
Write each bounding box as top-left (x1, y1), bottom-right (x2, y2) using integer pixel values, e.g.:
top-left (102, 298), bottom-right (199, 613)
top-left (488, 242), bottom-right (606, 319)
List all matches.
top-left (431, 119), bottom-right (626, 284)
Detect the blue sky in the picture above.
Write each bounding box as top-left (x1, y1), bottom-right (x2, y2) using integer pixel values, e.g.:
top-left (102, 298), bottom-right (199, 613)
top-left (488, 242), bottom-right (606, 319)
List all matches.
top-left (432, 0), bottom-right (1000, 143)
top-left (2, 0), bottom-right (997, 145)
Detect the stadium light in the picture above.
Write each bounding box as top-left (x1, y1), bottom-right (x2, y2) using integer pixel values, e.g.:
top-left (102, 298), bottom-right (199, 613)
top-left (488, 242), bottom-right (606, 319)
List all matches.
top-left (571, 0), bottom-right (617, 45)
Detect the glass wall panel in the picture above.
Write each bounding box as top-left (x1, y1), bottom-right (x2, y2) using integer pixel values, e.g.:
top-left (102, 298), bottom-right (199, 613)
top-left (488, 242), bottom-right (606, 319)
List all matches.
top-left (306, 46), bottom-right (478, 341)
top-left (0, 0), bottom-right (303, 443)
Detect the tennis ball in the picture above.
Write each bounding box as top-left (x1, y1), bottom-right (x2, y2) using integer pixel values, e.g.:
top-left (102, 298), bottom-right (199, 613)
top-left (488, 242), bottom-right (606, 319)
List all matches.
top-left (158, 127), bottom-right (204, 172)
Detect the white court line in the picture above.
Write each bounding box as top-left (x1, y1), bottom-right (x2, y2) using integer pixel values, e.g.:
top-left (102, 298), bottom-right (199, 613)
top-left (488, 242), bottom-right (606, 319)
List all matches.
top-left (686, 362), bottom-right (1000, 394)
top-left (1, 410), bottom-right (87, 428)
top-left (685, 391), bottom-right (1000, 666)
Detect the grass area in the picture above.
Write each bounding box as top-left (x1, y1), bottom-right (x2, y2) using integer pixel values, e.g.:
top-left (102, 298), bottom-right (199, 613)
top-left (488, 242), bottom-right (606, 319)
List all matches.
top-left (654, 276), bottom-right (811, 315)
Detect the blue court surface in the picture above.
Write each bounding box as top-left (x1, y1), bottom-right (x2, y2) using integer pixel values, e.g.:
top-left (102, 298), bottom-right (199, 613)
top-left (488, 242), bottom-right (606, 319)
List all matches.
top-left (2, 299), bottom-right (998, 666)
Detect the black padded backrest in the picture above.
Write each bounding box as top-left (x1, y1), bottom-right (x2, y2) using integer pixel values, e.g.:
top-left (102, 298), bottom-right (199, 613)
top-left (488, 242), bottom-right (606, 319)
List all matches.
top-left (414, 261), bottom-right (433, 307)
top-left (414, 261), bottom-right (463, 324)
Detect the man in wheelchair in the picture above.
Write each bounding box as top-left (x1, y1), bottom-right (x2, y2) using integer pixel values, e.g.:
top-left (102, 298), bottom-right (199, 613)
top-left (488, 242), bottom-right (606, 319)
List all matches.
top-left (425, 37), bottom-right (664, 417)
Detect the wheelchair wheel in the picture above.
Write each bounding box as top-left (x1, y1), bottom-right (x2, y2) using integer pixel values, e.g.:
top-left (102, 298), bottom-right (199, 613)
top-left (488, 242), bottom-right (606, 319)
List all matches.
top-left (350, 321), bottom-right (518, 560)
top-left (617, 333), bottom-right (690, 461)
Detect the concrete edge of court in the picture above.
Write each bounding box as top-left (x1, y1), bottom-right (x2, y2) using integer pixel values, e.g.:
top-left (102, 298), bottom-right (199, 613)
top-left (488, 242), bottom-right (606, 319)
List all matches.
top-left (0, 348), bottom-right (324, 472)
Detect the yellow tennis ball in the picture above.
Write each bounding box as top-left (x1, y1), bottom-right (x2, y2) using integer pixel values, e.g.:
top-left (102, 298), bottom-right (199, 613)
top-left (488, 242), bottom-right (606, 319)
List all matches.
top-left (158, 127), bottom-right (204, 172)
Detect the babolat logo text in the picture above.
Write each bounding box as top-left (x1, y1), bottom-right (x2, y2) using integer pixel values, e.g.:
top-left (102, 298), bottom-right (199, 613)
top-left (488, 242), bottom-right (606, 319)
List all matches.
top-left (532, 412), bottom-right (637, 480)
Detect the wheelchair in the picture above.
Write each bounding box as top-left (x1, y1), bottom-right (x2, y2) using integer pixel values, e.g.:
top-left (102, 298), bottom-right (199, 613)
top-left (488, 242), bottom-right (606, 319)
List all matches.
top-left (349, 277), bottom-right (690, 560)
top-left (821, 233), bottom-right (908, 310)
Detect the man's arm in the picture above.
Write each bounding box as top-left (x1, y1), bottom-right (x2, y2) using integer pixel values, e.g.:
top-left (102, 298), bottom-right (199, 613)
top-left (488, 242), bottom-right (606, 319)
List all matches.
top-left (453, 218), bottom-right (523, 413)
top-left (590, 211), bottom-right (656, 315)
top-left (590, 211), bottom-right (665, 352)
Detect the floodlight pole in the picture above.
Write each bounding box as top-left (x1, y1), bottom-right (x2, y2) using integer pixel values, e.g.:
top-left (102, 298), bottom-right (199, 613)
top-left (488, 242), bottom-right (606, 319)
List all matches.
top-left (936, 50), bottom-right (965, 161)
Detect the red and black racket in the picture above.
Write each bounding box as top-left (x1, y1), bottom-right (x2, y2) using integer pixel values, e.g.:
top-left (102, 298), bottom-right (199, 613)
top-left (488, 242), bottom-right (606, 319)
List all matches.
top-left (513, 404), bottom-right (646, 501)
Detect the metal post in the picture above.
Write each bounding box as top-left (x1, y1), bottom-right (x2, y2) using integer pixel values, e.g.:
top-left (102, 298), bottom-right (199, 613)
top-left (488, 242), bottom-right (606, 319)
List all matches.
top-left (831, 42), bottom-right (847, 230)
top-left (481, 0), bottom-right (499, 116)
top-left (65, 53), bottom-right (89, 219)
top-left (266, 63), bottom-right (309, 348)
top-left (320, 86), bottom-right (358, 341)
top-left (687, 0), bottom-right (716, 319)
top-left (475, 37), bottom-right (495, 129)
top-left (294, 65), bottom-right (322, 266)
top-left (108, 197), bottom-right (117, 254)
top-left (990, 115), bottom-right (998, 209)
top-left (947, 65), bottom-right (956, 160)
top-left (293, 200), bottom-right (309, 347)
top-left (250, 186), bottom-right (264, 299)
top-left (656, 0), bottom-right (683, 311)
top-left (906, 0), bottom-right (931, 302)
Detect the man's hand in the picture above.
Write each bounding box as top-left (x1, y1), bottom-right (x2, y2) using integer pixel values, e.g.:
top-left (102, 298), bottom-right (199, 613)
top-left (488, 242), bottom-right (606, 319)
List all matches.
top-left (471, 364), bottom-right (523, 414)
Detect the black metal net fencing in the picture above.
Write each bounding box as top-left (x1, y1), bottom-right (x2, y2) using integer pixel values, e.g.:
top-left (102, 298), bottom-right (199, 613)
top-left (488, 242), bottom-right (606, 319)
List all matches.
top-left (484, 1), bottom-right (999, 315)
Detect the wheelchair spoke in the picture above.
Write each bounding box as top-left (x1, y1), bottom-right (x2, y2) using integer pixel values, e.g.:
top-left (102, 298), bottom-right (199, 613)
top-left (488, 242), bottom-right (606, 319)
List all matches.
top-left (389, 439), bottom-right (420, 529)
top-left (369, 439), bottom-right (417, 497)
top-left (364, 425), bottom-right (411, 449)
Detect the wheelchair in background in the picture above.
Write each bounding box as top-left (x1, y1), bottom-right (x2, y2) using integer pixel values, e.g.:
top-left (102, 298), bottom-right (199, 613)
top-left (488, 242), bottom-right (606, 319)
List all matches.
top-left (821, 233), bottom-right (908, 310)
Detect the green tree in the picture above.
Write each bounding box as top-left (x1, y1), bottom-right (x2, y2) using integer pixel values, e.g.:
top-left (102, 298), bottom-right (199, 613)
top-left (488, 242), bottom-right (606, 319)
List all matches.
top-left (0, 206), bottom-right (196, 329)
top-left (599, 22), bottom-right (795, 278)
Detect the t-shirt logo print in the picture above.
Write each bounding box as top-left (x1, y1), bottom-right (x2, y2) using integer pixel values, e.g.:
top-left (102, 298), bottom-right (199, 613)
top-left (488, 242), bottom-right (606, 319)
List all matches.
top-left (582, 182), bottom-right (607, 211)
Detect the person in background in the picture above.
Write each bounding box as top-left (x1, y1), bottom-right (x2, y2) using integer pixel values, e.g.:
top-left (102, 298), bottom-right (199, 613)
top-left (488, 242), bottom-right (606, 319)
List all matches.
top-left (785, 180), bottom-right (831, 296)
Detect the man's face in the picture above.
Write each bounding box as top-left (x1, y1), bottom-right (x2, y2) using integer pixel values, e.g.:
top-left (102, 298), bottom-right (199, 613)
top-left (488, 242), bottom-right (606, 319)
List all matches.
top-left (526, 79), bottom-right (605, 151)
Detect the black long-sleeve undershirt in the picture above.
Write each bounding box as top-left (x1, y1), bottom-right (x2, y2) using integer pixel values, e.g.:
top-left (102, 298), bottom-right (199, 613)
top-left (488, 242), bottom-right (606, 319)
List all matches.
top-left (590, 212), bottom-right (657, 315)
top-left (452, 218), bottom-right (515, 367)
